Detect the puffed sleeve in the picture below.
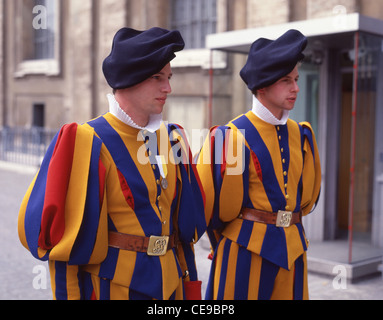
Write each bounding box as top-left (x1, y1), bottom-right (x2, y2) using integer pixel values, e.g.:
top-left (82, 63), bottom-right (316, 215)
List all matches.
top-left (167, 123), bottom-right (206, 243)
top-left (167, 123), bottom-right (207, 299)
top-left (299, 122), bottom-right (322, 216)
top-left (196, 125), bottom-right (246, 252)
top-left (18, 123), bottom-right (109, 265)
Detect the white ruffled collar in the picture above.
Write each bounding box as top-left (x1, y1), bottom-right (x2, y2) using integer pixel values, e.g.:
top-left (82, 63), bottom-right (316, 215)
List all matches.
top-left (107, 94), bottom-right (162, 133)
top-left (251, 96), bottom-right (289, 126)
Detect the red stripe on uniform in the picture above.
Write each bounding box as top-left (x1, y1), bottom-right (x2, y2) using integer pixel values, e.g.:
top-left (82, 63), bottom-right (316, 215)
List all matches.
top-left (250, 150), bottom-right (263, 182)
top-left (117, 168), bottom-right (135, 210)
top-left (38, 123), bottom-right (78, 250)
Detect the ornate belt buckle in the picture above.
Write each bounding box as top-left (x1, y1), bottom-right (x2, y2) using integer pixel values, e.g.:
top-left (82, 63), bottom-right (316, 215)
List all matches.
top-left (147, 236), bottom-right (169, 256)
top-left (276, 211), bottom-right (292, 228)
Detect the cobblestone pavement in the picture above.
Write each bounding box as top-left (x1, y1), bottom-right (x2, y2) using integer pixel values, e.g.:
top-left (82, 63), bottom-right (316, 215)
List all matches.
top-left (1, 163), bottom-right (382, 300)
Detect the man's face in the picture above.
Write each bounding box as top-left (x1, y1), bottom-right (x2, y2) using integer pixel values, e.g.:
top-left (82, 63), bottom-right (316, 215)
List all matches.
top-left (116, 63), bottom-right (173, 126)
top-left (257, 65), bottom-right (300, 119)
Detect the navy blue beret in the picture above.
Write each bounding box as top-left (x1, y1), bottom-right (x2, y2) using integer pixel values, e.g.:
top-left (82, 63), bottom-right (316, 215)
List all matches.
top-left (240, 29), bottom-right (307, 92)
top-left (103, 27), bottom-right (185, 89)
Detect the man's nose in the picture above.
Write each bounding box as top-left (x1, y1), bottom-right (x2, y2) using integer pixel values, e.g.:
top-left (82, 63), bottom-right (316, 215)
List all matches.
top-left (162, 80), bottom-right (172, 94)
top-left (293, 81), bottom-right (300, 93)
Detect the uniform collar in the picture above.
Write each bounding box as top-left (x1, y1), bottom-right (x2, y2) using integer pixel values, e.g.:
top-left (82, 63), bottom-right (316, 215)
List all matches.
top-left (251, 96), bottom-right (289, 126)
top-left (107, 93), bottom-right (162, 133)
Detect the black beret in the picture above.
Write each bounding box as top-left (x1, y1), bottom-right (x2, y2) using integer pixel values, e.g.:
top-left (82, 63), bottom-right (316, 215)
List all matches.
top-left (240, 29), bottom-right (307, 92)
top-left (103, 27), bottom-right (185, 89)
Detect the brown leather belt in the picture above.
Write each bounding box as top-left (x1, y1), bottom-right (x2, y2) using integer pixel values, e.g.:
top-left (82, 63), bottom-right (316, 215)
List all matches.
top-left (108, 231), bottom-right (177, 256)
top-left (239, 208), bottom-right (302, 228)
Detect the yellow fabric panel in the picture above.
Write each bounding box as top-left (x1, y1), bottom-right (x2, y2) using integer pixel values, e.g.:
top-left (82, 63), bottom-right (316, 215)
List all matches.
top-left (65, 264), bottom-right (82, 300)
top-left (49, 126), bottom-right (94, 261)
top-left (161, 250), bottom-right (184, 299)
top-left (219, 173), bottom-right (244, 222)
top-left (18, 174), bottom-right (38, 251)
top-left (109, 250), bottom-right (135, 287)
top-left (221, 219), bottom-right (241, 245)
top-left (48, 261), bottom-right (56, 300)
top-left (247, 154), bottom-right (273, 212)
top-left (284, 224), bottom-right (306, 268)
top-left (300, 122), bottom-right (322, 216)
top-left (247, 222), bottom-right (268, 255)
top-left (286, 121), bottom-right (304, 211)
top-left (218, 127), bottom-right (244, 222)
top-left (196, 128), bottom-right (216, 226)
top-left (222, 241), bottom-right (238, 300)
top-left (88, 188), bottom-right (109, 264)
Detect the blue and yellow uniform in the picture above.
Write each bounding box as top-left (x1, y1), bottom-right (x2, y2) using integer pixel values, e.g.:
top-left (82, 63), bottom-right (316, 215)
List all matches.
top-left (18, 112), bottom-right (206, 300)
top-left (196, 111), bottom-right (321, 300)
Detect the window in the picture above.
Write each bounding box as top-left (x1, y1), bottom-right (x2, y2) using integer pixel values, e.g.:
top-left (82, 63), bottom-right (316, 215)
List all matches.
top-left (33, 0), bottom-right (56, 60)
top-left (15, 0), bottom-right (60, 77)
top-left (171, 0), bottom-right (217, 49)
top-left (290, 63), bottom-right (320, 137)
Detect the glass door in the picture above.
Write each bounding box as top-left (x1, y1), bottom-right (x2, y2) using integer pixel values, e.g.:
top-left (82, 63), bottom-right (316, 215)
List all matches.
top-left (338, 32), bottom-right (382, 263)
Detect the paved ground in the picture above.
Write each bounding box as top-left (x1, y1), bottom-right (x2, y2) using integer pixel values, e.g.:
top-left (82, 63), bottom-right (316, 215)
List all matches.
top-left (1, 162), bottom-right (383, 300)
top-left (195, 234), bottom-right (383, 300)
top-left (0, 163), bottom-right (52, 300)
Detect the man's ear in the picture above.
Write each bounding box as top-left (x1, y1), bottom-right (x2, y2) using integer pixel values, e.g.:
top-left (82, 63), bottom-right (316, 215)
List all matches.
top-left (257, 88), bottom-right (265, 94)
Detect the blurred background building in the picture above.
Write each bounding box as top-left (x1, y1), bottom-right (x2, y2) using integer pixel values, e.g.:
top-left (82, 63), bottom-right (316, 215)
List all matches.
top-left (1, 0), bottom-right (383, 280)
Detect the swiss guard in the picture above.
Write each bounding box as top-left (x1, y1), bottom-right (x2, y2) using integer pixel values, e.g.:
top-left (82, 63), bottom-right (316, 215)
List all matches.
top-left (18, 27), bottom-right (206, 300)
top-left (196, 29), bottom-right (322, 300)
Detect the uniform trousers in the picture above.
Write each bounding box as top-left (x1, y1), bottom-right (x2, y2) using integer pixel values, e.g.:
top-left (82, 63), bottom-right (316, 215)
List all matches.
top-left (49, 261), bottom-right (185, 300)
top-left (206, 237), bottom-right (309, 300)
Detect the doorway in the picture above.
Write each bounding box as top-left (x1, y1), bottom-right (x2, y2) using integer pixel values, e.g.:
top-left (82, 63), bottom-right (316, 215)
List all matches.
top-left (32, 103), bottom-right (45, 128)
top-left (336, 33), bottom-right (378, 248)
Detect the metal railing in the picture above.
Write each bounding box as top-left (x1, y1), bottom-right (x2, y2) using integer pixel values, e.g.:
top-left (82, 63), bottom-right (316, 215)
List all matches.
top-left (0, 127), bottom-right (57, 167)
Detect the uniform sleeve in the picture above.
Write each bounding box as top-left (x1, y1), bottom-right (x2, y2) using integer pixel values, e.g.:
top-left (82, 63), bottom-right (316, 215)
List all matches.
top-left (167, 124), bottom-right (207, 299)
top-left (18, 123), bottom-right (109, 299)
top-left (196, 126), bottom-right (246, 252)
top-left (299, 122), bottom-right (322, 216)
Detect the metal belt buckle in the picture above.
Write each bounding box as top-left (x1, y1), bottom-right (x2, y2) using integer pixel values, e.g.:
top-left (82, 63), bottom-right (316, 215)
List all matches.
top-left (276, 211), bottom-right (292, 228)
top-left (147, 236), bottom-right (169, 256)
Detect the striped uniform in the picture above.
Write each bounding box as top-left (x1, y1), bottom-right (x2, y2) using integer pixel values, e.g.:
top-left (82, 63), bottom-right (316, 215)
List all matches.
top-left (196, 111), bottom-right (321, 300)
top-left (18, 113), bottom-right (206, 300)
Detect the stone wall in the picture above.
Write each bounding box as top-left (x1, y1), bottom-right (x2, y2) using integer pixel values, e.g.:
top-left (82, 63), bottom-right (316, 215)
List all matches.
top-left (1, 0), bottom-right (382, 129)
top-left (307, 0), bottom-right (357, 19)
top-left (247, 0), bottom-right (290, 28)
